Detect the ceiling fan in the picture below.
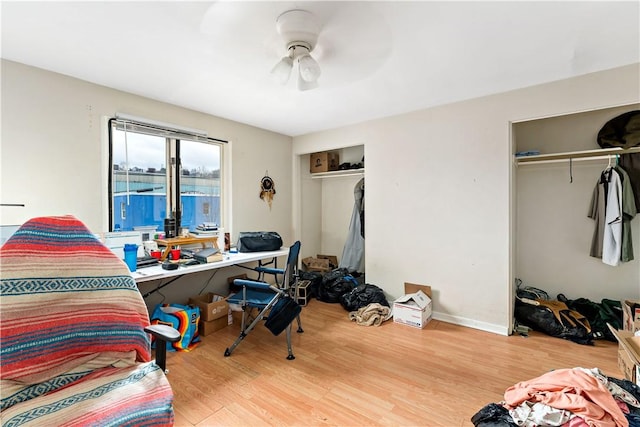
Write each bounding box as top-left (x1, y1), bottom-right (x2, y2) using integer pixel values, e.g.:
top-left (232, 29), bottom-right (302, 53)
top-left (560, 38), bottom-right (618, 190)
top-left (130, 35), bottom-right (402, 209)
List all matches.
top-left (270, 9), bottom-right (322, 91)
top-left (198, 2), bottom-right (392, 91)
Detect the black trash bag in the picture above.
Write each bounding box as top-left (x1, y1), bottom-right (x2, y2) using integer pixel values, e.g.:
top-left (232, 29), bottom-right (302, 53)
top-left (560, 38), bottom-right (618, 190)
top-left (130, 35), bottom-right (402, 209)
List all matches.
top-left (299, 271), bottom-right (323, 298)
top-left (317, 269), bottom-right (358, 303)
top-left (557, 294), bottom-right (623, 342)
top-left (471, 403), bottom-right (518, 427)
top-left (514, 298), bottom-right (593, 345)
top-left (340, 283), bottom-right (389, 312)
top-left (322, 268), bottom-right (350, 285)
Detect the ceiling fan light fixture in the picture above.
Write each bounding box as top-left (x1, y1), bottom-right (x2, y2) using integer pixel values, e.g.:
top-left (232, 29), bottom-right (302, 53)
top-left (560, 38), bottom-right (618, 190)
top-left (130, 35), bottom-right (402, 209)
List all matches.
top-left (298, 53), bottom-right (321, 83)
top-left (273, 9), bottom-right (322, 91)
top-left (270, 55), bottom-right (293, 84)
top-left (297, 74), bottom-right (319, 91)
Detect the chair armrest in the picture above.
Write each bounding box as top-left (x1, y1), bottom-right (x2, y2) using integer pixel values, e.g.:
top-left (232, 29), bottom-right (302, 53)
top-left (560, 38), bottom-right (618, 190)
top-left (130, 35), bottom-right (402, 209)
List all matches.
top-left (144, 324), bottom-right (181, 373)
top-left (144, 324), bottom-right (181, 343)
top-left (234, 278), bottom-right (273, 291)
top-left (254, 266), bottom-right (284, 276)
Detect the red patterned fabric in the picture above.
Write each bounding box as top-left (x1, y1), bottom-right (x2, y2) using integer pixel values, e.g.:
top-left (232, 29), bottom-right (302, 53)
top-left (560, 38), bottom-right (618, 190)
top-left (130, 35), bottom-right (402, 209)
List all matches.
top-left (1, 215), bottom-right (173, 426)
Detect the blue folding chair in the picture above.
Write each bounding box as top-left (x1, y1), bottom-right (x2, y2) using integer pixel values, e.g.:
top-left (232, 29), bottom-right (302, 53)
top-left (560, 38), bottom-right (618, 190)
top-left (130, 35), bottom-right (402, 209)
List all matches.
top-left (224, 241), bottom-right (303, 359)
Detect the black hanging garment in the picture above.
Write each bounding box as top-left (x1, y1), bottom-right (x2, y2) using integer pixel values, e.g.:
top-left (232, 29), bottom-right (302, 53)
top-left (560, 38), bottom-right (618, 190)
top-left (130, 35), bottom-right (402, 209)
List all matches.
top-left (597, 110), bottom-right (640, 149)
top-left (620, 153), bottom-right (640, 209)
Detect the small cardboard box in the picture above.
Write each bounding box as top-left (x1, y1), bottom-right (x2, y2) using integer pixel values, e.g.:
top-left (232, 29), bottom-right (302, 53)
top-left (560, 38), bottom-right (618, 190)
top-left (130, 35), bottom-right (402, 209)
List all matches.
top-left (393, 289), bottom-right (432, 329)
top-left (317, 254), bottom-right (339, 269)
top-left (623, 300), bottom-right (640, 333)
top-left (310, 151), bottom-right (339, 173)
top-left (302, 256), bottom-right (330, 272)
top-left (608, 324), bottom-right (640, 385)
top-left (404, 283), bottom-right (432, 298)
top-left (188, 293), bottom-right (228, 322)
top-left (198, 316), bottom-right (228, 336)
top-left (230, 310), bottom-right (243, 326)
top-left (227, 274), bottom-right (248, 293)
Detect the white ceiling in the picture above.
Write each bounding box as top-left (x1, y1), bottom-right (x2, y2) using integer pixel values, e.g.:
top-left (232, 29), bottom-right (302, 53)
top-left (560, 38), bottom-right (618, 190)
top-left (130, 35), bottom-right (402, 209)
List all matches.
top-left (2, 1), bottom-right (639, 137)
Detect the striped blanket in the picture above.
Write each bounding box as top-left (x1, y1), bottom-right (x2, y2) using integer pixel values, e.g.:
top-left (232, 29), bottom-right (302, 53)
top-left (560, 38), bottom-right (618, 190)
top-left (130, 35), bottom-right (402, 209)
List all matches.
top-left (1, 216), bottom-right (174, 426)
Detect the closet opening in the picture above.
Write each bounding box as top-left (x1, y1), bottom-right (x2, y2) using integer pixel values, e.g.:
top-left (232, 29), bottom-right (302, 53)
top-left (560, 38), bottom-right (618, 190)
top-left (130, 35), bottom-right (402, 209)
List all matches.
top-left (511, 104), bottom-right (639, 336)
top-left (297, 145), bottom-right (365, 276)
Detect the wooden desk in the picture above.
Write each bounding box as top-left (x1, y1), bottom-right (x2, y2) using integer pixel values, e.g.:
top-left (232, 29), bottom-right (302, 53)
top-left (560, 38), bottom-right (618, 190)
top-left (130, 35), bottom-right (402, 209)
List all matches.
top-left (131, 248), bottom-right (289, 285)
top-left (154, 234), bottom-right (219, 261)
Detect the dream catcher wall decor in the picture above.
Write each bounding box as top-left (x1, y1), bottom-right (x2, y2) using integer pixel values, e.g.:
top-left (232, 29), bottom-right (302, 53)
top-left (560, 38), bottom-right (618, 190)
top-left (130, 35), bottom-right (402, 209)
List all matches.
top-left (259, 172), bottom-right (276, 209)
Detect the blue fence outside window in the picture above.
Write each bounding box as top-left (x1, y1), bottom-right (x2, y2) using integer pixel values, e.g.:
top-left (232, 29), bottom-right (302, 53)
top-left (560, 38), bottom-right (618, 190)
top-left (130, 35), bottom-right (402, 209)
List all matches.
top-left (113, 194), bottom-right (220, 232)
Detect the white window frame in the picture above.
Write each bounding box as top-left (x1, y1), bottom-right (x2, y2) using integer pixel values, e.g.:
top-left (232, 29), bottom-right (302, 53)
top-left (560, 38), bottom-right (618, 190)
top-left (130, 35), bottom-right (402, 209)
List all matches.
top-left (105, 114), bottom-right (229, 235)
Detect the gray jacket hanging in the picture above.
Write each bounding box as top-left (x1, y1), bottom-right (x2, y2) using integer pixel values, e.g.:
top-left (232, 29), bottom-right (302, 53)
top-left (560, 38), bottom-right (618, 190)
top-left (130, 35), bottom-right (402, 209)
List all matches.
top-left (339, 178), bottom-right (364, 272)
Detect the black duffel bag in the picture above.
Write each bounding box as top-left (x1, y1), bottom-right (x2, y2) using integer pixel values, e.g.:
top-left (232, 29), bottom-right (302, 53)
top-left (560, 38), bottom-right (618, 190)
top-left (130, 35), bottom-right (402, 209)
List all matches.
top-left (514, 297), bottom-right (593, 345)
top-left (237, 232), bottom-right (283, 252)
top-left (264, 296), bottom-right (301, 336)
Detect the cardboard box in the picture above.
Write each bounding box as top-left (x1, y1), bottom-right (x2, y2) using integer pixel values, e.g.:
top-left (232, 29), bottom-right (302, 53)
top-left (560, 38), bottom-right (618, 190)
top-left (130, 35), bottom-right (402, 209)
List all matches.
top-left (231, 310), bottom-right (244, 326)
top-left (302, 256), bottom-right (330, 272)
top-left (198, 316), bottom-right (228, 336)
top-left (310, 151), bottom-right (339, 173)
top-left (404, 282), bottom-right (432, 298)
top-left (188, 293), bottom-right (228, 322)
top-left (317, 254), bottom-right (338, 269)
top-left (608, 324), bottom-right (640, 385)
top-left (623, 300), bottom-right (640, 333)
top-left (227, 274), bottom-right (248, 293)
top-left (393, 289), bottom-right (432, 329)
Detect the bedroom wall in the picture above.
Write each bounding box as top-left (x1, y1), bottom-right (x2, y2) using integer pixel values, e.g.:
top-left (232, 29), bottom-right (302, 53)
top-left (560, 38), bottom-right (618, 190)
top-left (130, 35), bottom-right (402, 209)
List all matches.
top-left (0, 59), bottom-right (293, 308)
top-left (293, 63), bottom-right (640, 335)
top-left (0, 59), bottom-right (292, 242)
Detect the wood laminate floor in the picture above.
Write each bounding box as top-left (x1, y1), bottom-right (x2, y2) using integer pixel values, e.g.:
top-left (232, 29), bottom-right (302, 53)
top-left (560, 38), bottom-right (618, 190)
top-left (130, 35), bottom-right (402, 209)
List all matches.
top-left (163, 299), bottom-right (622, 427)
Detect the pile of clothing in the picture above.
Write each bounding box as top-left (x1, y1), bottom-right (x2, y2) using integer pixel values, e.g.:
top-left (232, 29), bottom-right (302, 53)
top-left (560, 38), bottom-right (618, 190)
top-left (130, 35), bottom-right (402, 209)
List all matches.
top-left (472, 367), bottom-right (640, 427)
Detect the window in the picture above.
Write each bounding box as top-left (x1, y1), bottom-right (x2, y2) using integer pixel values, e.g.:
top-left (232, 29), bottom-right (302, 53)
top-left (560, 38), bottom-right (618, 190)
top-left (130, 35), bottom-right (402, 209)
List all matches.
top-left (108, 117), bottom-right (226, 234)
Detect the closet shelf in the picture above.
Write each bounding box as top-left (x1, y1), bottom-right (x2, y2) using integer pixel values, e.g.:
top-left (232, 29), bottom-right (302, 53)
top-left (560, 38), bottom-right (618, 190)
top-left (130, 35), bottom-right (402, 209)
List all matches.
top-left (310, 168), bottom-right (364, 179)
top-left (516, 146), bottom-right (640, 165)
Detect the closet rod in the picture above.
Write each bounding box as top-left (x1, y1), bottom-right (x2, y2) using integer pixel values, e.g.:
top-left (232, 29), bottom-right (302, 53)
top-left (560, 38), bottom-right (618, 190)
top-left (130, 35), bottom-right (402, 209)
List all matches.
top-left (516, 146), bottom-right (640, 165)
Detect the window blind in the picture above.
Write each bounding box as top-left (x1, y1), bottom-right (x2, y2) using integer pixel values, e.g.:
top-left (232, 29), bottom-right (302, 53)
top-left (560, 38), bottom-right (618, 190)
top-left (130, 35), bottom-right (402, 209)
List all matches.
top-left (112, 115), bottom-right (227, 144)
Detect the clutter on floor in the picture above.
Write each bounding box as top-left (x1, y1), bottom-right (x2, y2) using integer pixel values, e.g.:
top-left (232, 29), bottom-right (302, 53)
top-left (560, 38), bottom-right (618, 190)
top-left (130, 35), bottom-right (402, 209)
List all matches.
top-left (471, 367), bottom-right (640, 426)
top-left (513, 278), bottom-right (633, 346)
top-left (348, 303), bottom-right (392, 326)
top-left (300, 264), bottom-right (396, 326)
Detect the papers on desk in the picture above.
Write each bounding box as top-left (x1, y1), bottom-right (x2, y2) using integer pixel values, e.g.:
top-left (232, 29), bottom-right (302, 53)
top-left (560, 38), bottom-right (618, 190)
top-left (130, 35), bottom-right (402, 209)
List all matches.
top-left (190, 230), bottom-right (217, 237)
top-left (131, 269), bottom-right (164, 281)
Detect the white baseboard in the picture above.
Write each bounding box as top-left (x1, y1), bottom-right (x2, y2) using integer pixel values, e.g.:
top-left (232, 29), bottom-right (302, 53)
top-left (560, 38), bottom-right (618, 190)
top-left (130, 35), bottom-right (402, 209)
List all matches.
top-left (432, 311), bottom-right (510, 336)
